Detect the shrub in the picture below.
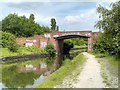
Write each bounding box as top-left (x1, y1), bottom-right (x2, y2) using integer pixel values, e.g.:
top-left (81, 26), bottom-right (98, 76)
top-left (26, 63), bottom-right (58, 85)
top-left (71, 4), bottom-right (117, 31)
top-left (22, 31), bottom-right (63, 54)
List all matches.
top-left (45, 44), bottom-right (56, 57)
top-left (8, 43), bottom-right (19, 52)
top-left (1, 31), bottom-right (19, 52)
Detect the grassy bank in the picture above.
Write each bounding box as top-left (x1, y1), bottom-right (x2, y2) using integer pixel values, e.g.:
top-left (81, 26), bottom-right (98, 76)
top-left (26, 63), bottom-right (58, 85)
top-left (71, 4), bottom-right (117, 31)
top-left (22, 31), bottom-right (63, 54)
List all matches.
top-left (92, 52), bottom-right (119, 68)
top-left (105, 56), bottom-right (119, 68)
top-left (36, 53), bottom-right (86, 88)
top-left (74, 45), bottom-right (87, 49)
top-left (1, 47), bottom-right (45, 57)
top-left (92, 52), bottom-right (119, 88)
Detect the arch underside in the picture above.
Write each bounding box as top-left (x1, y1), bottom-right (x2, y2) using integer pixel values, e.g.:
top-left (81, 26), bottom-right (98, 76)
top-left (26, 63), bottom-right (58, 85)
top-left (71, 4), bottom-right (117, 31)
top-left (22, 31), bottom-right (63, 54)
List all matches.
top-left (54, 35), bottom-right (90, 40)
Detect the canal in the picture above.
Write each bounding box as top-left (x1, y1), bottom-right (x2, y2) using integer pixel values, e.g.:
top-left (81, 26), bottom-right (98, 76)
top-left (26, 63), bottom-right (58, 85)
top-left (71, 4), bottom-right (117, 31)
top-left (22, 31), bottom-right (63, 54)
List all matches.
top-left (1, 50), bottom-right (83, 89)
top-left (1, 57), bottom-right (55, 89)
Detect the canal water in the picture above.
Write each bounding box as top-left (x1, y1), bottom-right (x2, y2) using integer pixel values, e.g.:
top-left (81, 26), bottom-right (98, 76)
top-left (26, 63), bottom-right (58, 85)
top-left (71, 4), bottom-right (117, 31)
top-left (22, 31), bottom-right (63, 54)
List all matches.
top-left (1, 50), bottom-right (81, 89)
top-left (1, 58), bottom-right (55, 89)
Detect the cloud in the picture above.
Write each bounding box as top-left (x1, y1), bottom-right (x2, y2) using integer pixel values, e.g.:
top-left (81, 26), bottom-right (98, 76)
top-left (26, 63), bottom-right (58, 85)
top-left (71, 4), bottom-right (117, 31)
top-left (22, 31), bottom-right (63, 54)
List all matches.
top-left (64, 15), bottom-right (81, 24)
top-left (0, 1), bottom-right (101, 31)
top-left (64, 8), bottom-right (98, 24)
top-left (97, 0), bottom-right (118, 9)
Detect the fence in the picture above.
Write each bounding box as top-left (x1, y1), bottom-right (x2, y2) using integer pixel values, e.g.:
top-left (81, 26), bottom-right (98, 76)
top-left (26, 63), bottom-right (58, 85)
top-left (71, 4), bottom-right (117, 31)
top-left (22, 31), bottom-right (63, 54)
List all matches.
top-left (1, 53), bottom-right (50, 63)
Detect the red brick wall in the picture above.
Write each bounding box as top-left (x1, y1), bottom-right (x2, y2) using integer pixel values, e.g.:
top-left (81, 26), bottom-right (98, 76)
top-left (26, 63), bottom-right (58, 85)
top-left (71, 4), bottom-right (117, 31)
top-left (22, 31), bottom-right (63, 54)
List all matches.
top-left (16, 38), bottom-right (26, 45)
top-left (15, 31), bottom-right (99, 50)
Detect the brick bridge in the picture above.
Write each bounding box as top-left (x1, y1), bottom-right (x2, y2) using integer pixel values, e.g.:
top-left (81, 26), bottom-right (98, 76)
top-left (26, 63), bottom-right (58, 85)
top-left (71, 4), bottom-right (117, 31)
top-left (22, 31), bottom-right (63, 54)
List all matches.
top-left (16, 31), bottom-right (99, 69)
top-left (16, 31), bottom-right (99, 52)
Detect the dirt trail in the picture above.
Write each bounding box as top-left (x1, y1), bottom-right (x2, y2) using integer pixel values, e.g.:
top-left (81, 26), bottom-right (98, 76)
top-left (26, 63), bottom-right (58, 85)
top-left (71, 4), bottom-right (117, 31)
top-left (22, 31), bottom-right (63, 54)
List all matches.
top-left (55, 52), bottom-right (105, 88)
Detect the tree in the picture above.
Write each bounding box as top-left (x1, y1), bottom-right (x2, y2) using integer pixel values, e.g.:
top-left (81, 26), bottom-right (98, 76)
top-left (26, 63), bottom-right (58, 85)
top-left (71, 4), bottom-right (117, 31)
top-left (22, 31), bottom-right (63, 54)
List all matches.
top-left (94, 1), bottom-right (120, 56)
top-left (45, 44), bottom-right (56, 57)
top-left (1, 13), bottom-right (51, 37)
top-left (1, 31), bottom-right (19, 52)
top-left (51, 18), bottom-right (56, 31)
top-left (29, 14), bottom-right (35, 21)
top-left (56, 26), bottom-right (59, 31)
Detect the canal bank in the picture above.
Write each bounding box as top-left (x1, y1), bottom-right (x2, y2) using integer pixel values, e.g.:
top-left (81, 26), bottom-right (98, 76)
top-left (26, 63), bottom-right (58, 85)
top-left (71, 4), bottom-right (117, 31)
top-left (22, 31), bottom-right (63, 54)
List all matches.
top-left (1, 50), bottom-right (84, 89)
top-left (36, 53), bottom-right (86, 88)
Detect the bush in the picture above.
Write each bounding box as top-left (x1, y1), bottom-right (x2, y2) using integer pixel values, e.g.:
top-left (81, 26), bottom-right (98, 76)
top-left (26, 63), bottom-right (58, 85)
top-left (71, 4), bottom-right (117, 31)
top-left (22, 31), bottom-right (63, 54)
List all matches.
top-left (1, 31), bottom-right (19, 52)
top-left (45, 44), bottom-right (56, 57)
top-left (8, 43), bottom-right (19, 52)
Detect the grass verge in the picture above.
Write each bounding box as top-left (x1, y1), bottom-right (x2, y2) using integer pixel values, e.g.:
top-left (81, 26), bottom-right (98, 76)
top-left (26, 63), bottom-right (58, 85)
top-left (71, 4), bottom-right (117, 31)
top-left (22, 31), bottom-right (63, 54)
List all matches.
top-left (35, 53), bottom-right (86, 88)
top-left (1, 47), bottom-right (46, 57)
top-left (105, 56), bottom-right (119, 68)
top-left (95, 53), bottom-right (119, 88)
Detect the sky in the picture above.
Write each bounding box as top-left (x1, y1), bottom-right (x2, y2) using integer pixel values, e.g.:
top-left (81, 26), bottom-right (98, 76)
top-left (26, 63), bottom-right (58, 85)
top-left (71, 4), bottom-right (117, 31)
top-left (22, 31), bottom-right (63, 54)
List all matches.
top-left (0, 0), bottom-right (118, 32)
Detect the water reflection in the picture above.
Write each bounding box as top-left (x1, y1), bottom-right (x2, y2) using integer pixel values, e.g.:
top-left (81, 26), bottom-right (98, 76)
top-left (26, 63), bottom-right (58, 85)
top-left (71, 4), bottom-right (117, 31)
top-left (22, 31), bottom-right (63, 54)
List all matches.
top-left (25, 74), bottom-right (46, 88)
top-left (2, 58), bottom-right (54, 89)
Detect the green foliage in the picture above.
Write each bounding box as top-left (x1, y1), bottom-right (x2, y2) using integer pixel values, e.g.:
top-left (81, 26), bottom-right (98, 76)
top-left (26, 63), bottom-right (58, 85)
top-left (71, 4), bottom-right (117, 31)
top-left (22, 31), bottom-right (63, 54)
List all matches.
top-left (25, 46), bottom-right (45, 53)
top-left (70, 50), bottom-right (83, 59)
top-left (8, 43), bottom-right (19, 52)
top-left (93, 52), bottom-right (108, 58)
top-left (51, 18), bottom-right (56, 31)
top-left (105, 56), bottom-right (119, 68)
top-left (1, 46), bottom-right (46, 57)
top-left (45, 44), bottom-right (55, 57)
top-left (1, 48), bottom-right (18, 57)
top-left (63, 39), bottom-right (74, 59)
top-left (93, 33), bottom-right (110, 53)
top-left (71, 38), bottom-right (87, 46)
top-left (2, 57), bottom-right (55, 88)
top-left (1, 31), bottom-right (19, 52)
top-left (36, 53), bottom-right (86, 88)
top-left (94, 1), bottom-right (120, 56)
top-left (2, 13), bottom-right (51, 37)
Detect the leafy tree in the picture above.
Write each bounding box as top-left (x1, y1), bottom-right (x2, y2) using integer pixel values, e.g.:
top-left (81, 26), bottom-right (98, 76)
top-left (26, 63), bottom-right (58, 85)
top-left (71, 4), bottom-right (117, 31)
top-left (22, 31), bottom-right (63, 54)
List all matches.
top-left (45, 44), bottom-right (56, 57)
top-left (51, 18), bottom-right (56, 31)
top-left (29, 14), bottom-right (35, 21)
top-left (2, 13), bottom-right (51, 37)
top-left (1, 31), bottom-right (19, 52)
top-left (93, 33), bottom-right (110, 53)
top-left (94, 1), bottom-right (120, 56)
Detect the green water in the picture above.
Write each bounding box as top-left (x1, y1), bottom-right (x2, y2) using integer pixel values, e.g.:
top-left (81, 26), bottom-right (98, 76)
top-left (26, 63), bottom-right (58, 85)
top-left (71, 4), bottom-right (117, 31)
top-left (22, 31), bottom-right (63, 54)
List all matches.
top-left (1, 58), bottom-right (54, 89)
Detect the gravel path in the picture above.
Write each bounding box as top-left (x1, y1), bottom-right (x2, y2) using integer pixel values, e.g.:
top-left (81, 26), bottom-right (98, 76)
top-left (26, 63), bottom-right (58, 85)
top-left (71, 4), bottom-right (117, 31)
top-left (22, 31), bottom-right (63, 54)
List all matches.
top-left (73, 52), bottom-right (105, 88)
top-left (55, 52), bottom-right (105, 88)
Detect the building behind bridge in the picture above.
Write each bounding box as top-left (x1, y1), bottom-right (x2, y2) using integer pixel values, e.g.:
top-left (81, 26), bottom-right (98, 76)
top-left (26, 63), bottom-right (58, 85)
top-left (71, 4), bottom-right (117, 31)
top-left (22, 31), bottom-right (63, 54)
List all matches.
top-left (16, 31), bottom-right (99, 51)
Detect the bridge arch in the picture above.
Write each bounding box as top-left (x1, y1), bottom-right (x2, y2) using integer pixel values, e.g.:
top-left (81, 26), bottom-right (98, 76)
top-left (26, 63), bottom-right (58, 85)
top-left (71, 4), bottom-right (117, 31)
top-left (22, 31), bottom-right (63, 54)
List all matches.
top-left (53, 34), bottom-right (91, 69)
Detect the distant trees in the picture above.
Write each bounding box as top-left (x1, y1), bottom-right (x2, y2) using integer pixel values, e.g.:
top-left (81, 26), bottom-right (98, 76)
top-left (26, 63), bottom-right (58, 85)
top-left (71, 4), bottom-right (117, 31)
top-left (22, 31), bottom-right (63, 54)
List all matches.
top-left (51, 18), bottom-right (57, 31)
top-left (2, 13), bottom-right (51, 37)
top-left (63, 39), bottom-right (74, 58)
top-left (94, 1), bottom-right (120, 56)
top-left (72, 38), bottom-right (87, 46)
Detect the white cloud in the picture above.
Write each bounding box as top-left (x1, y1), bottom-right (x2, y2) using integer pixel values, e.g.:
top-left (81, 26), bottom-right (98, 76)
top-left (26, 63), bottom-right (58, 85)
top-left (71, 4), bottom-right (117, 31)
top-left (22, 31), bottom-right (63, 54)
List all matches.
top-left (97, 0), bottom-right (119, 9)
top-left (62, 8), bottom-right (99, 31)
top-left (64, 8), bottom-right (98, 24)
top-left (34, 14), bottom-right (56, 25)
top-left (64, 15), bottom-right (81, 24)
